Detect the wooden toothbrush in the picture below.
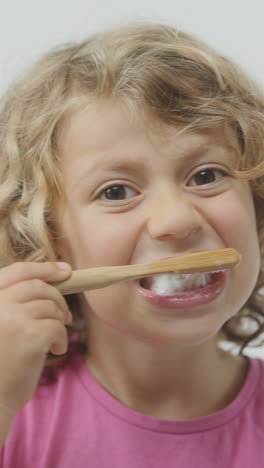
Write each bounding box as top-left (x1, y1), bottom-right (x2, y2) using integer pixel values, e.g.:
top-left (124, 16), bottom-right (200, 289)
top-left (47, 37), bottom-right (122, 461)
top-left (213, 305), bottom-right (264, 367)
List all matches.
top-left (53, 248), bottom-right (240, 295)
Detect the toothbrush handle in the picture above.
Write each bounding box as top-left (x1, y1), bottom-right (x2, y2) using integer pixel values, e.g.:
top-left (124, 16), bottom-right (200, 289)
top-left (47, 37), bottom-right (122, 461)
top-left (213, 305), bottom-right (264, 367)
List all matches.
top-left (53, 248), bottom-right (240, 295)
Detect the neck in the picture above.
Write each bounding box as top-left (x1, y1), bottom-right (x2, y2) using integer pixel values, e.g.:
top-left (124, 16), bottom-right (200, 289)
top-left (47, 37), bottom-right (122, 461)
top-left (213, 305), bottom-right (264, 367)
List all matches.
top-left (84, 318), bottom-right (247, 420)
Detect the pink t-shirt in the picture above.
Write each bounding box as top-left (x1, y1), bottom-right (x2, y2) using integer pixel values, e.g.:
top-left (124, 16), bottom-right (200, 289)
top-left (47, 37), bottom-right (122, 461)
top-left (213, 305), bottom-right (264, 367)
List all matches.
top-left (1, 352), bottom-right (264, 467)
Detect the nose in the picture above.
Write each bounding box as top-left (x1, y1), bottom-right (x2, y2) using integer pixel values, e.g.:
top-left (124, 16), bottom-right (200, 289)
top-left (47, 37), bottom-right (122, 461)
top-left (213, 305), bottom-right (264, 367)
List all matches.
top-left (146, 187), bottom-right (203, 243)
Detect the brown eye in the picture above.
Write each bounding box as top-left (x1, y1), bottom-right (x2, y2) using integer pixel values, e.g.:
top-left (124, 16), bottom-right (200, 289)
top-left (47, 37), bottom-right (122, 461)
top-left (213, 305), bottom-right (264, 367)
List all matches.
top-left (100, 185), bottom-right (137, 201)
top-left (189, 169), bottom-right (226, 186)
top-left (104, 186), bottom-right (126, 200)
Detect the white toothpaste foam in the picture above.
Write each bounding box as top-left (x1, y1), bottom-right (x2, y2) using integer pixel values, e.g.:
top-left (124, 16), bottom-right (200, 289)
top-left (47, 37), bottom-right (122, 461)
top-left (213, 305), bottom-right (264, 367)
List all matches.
top-left (147, 272), bottom-right (214, 296)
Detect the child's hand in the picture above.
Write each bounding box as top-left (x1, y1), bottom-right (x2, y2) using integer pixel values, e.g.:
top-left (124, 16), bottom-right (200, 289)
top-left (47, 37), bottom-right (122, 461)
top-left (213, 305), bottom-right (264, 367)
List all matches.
top-left (0, 261), bottom-right (72, 413)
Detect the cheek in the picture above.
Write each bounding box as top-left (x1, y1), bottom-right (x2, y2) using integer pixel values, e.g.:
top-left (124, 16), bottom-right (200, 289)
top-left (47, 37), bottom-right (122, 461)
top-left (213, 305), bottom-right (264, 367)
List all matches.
top-left (82, 283), bottom-right (138, 338)
top-left (206, 183), bottom-right (258, 249)
top-left (86, 215), bottom-right (140, 268)
top-left (210, 186), bottom-right (260, 298)
top-left (60, 207), bottom-right (141, 269)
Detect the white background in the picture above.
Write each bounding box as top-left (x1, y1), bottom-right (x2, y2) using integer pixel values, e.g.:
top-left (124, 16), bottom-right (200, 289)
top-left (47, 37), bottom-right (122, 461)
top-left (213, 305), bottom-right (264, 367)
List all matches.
top-left (1, 0), bottom-right (264, 93)
top-left (1, 0), bottom-right (264, 356)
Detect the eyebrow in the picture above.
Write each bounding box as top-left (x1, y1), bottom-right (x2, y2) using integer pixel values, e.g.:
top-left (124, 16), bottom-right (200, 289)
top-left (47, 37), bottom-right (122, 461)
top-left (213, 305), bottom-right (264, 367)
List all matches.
top-left (78, 156), bottom-right (144, 183)
top-left (77, 143), bottom-right (239, 181)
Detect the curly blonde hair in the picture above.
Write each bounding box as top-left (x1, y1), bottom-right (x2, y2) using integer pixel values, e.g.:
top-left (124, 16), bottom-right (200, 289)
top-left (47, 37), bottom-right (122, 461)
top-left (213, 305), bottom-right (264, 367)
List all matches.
top-left (1, 22), bottom-right (264, 366)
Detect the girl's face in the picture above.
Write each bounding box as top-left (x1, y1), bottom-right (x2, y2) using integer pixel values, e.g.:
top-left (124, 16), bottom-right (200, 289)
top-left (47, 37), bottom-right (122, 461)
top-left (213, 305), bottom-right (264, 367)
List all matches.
top-left (55, 101), bottom-right (260, 347)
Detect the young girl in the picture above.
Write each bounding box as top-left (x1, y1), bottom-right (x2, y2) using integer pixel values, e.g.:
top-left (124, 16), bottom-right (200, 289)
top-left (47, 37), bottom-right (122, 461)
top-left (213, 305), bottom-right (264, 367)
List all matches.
top-left (0, 21), bottom-right (264, 467)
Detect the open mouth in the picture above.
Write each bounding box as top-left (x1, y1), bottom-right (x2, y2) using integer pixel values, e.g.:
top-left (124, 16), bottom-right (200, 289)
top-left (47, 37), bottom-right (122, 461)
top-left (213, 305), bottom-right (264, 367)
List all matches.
top-left (139, 271), bottom-right (220, 296)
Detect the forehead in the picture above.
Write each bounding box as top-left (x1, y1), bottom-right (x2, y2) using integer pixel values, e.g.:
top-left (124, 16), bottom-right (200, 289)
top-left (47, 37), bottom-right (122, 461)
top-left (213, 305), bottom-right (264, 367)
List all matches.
top-left (56, 100), bottom-right (240, 172)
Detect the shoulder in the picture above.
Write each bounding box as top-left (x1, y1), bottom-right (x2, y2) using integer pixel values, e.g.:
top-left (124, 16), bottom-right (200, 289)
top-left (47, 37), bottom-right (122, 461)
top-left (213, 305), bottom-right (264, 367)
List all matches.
top-left (9, 352), bottom-right (87, 427)
top-left (251, 356), bottom-right (264, 394)
top-left (249, 356), bottom-right (264, 383)
top-left (243, 356), bottom-right (264, 414)
top-left (1, 352), bottom-right (91, 466)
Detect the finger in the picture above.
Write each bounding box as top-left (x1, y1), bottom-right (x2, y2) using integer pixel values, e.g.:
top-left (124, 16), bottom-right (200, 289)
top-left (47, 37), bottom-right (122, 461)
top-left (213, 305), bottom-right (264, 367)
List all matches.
top-left (43, 320), bottom-right (69, 355)
top-left (19, 300), bottom-right (68, 325)
top-left (27, 319), bottom-right (69, 356)
top-left (5, 280), bottom-right (72, 323)
top-left (0, 262), bottom-right (72, 290)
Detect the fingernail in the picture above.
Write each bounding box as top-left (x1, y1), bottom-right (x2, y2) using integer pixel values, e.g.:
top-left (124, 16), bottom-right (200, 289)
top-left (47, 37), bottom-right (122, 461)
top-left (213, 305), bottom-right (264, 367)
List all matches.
top-left (56, 262), bottom-right (70, 271)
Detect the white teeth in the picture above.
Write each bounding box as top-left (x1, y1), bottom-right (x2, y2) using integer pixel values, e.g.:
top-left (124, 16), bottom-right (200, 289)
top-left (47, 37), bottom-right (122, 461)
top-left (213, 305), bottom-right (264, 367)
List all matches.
top-left (147, 272), bottom-right (214, 296)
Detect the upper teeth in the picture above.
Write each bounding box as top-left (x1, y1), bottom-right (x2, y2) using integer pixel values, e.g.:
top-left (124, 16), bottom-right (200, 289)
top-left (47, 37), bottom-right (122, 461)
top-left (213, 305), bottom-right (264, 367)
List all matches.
top-left (146, 272), bottom-right (214, 296)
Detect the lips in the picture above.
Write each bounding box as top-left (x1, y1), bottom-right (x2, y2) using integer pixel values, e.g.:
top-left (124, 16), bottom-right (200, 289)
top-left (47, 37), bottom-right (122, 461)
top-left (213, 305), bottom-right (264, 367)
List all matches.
top-left (136, 271), bottom-right (226, 310)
